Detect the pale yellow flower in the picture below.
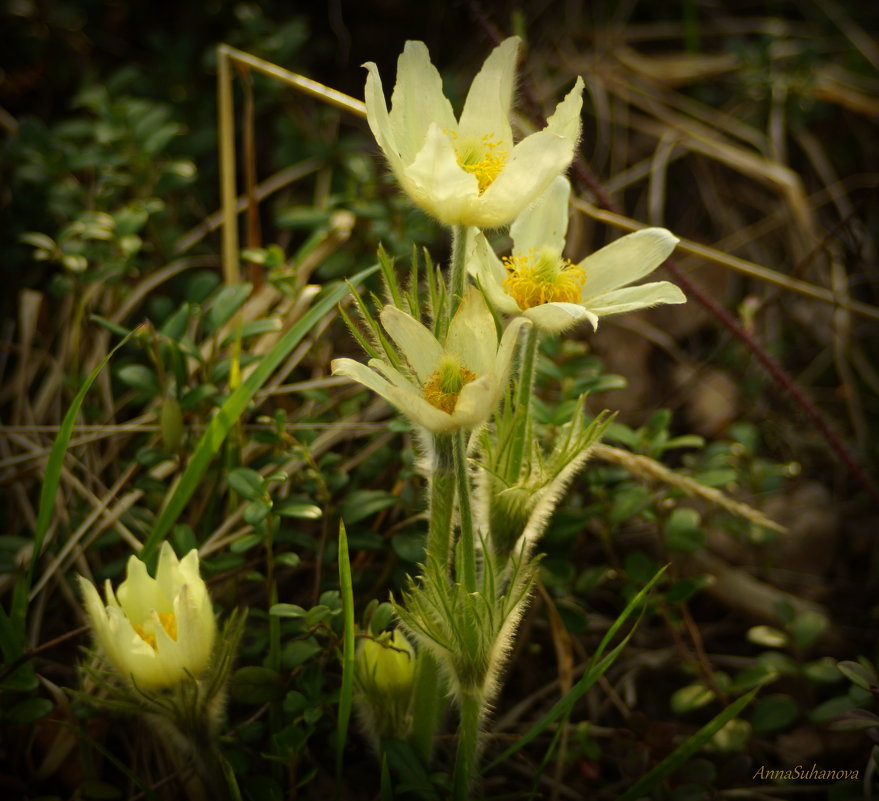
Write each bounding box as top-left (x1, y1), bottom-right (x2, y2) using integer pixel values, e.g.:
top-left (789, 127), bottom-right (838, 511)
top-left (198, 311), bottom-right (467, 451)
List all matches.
top-left (79, 543), bottom-right (216, 689)
top-left (470, 176), bottom-right (686, 333)
top-left (364, 37), bottom-right (584, 228)
top-left (332, 288), bottom-right (528, 434)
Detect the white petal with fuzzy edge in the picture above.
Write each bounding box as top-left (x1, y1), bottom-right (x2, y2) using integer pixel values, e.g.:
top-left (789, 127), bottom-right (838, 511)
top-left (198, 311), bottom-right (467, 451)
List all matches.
top-left (378, 306), bottom-right (443, 382)
top-left (511, 175), bottom-right (571, 255)
top-left (586, 282), bottom-right (687, 318)
top-left (578, 228), bottom-right (678, 298)
top-left (444, 287), bottom-right (497, 375)
top-left (525, 302), bottom-right (598, 333)
top-left (458, 37), bottom-right (519, 149)
top-left (470, 233), bottom-right (521, 316)
top-left (388, 42), bottom-right (457, 162)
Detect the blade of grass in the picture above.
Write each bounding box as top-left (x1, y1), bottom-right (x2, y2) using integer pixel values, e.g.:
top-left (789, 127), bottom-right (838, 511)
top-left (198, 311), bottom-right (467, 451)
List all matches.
top-left (2, 327), bottom-right (141, 659)
top-left (616, 685), bottom-right (763, 801)
top-left (141, 266), bottom-right (377, 561)
top-left (336, 519), bottom-right (355, 791)
top-left (483, 566), bottom-right (667, 772)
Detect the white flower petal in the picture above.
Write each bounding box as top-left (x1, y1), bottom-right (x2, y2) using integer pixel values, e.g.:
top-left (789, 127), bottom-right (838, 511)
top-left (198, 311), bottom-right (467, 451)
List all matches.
top-left (170, 584), bottom-right (214, 677)
top-left (116, 556), bottom-right (171, 624)
top-left (544, 76), bottom-right (585, 142)
top-left (332, 357), bottom-right (396, 400)
top-left (363, 62), bottom-right (406, 177)
top-left (579, 228), bottom-right (678, 298)
top-left (525, 302), bottom-right (597, 333)
top-left (379, 306), bottom-right (443, 382)
top-left (155, 541), bottom-right (182, 605)
top-left (444, 287), bottom-right (497, 376)
top-left (458, 36), bottom-right (519, 149)
top-left (80, 577), bottom-right (112, 650)
top-left (477, 130), bottom-right (577, 229)
top-left (586, 281), bottom-right (687, 317)
top-left (511, 175), bottom-right (571, 255)
top-left (370, 359), bottom-right (420, 393)
top-left (452, 375), bottom-right (497, 428)
top-left (406, 123), bottom-right (480, 224)
top-left (333, 357), bottom-right (450, 431)
top-left (388, 41), bottom-right (457, 162)
top-left (469, 233), bottom-right (521, 316)
top-left (493, 317), bottom-right (531, 385)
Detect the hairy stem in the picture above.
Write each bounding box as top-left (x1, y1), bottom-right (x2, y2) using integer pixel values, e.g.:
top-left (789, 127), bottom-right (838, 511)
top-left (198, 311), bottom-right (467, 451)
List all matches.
top-left (452, 689), bottom-right (483, 801)
top-left (447, 224), bottom-right (468, 322)
top-left (452, 430), bottom-right (477, 593)
top-left (506, 325), bottom-right (539, 484)
top-left (426, 434), bottom-right (455, 573)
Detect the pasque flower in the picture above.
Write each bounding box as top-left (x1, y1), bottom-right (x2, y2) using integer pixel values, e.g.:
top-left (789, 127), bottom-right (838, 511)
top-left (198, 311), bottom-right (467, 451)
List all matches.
top-left (364, 37), bottom-right (584, 228)
top-left (332, 288), bottom-right (528, 434)
top-left (79, 542), bottom-right (216, 689)
top-left (470, 176), bottom-right (686, 333)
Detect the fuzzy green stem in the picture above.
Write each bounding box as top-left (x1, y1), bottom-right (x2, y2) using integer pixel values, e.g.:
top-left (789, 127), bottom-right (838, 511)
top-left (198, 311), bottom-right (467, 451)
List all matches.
top-left (507, 325), bottom-right (539, 484)
top-left (426, 434), bottom-right (455, 573)
top-left (452, 689), bottom-right (483, 801)
top-left (452, 430), bottom-right (477, 593)
top-left (447, 225), bottom-right (468, 323)
top-left (409, 649), bottom-right (444, 763)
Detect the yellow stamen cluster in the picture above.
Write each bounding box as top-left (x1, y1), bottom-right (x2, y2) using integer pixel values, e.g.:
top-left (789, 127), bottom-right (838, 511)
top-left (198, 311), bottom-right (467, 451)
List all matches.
top-left (134, 611), bottom-right (178, 650)
top-left (449, 131), bottom-right (508, 194)
top-left (502, 250), bottom-right (586, 310)
top-left (422, 356), bottom-right (477, 413)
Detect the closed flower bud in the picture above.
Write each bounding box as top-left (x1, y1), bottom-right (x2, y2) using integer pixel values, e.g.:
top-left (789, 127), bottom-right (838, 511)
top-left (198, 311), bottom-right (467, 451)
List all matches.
top-left (79, 542), bottom-right (217, 690)
top-left (354, 630), bottom-right (416, 749)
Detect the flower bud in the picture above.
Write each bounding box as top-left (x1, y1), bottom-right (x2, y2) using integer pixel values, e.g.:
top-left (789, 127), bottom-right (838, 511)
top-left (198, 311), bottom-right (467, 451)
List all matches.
top-left (354, 630), bottom-right (416, 749)
top-left (357, 629), bottom-right (415, 697)
top-left (79, 542), bottom-right (217, 690)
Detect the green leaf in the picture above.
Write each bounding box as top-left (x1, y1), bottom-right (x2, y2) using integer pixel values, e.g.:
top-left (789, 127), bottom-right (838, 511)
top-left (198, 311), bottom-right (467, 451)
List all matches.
top-left (230, 666), bottom-right (284, 704)
top-left (671, 683), bottom-right (715, 715)
top-left (227, 467), bottom-right (264, 501)
top-left (666, 575), bottom-right (713, 604)
top-left (270, 603), bottom-right (307, 618)
top-left (369, 603), bottom-right (396, 636)
top-left (275, 552), bottom-right (301, 568)
top-left (340, 490), bottom-right (400, 525)
top-left (140, 266), bottom-right (376, 560)
top-left (116, 364), bottom-right (160, 396)
top-left (837, 659), bottom-right (877, 691)
top-left (4, 696), bottom-right (54, 724)
top-left (750, 694), bottom-right (798, 733)
top-left (283, 639), bottom-right (322, 669)
top-left (789, 609), bottom-right (828, 649)
top-left (243, 500), bottom-right (272, 527)
top-left (275, 500), bottom-right (322, 519)
top-left (229, 533), bottom-right (263, 553)
top-left (664, 508), bottom-right (705, 552)
top-left (206, 283), bottom-right (252, 332)
top-left (610, 485), bottom-right (652, 526)
top-left (391, 531), bottom-right (424, 563)
top-left (747, 625), bottom-right (789, 649)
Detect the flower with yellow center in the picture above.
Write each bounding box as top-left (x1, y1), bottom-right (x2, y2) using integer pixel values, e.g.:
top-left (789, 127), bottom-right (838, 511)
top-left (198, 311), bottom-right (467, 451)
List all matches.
top-left (363, 37), bottom-right (584, 228)
top-left (79, 542), bottom-right (216, 690)
top-left (332, 287), bottom-right (529, 434)
top-left (469, 177), bottom-right (686, 333)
